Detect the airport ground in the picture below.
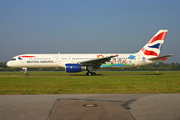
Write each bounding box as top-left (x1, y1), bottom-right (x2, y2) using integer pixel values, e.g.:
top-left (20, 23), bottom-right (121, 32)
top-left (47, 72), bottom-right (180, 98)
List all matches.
top-left (0, 71), bottom-right (180, 120)
top-left (0, 94), bottom-right (180, 120)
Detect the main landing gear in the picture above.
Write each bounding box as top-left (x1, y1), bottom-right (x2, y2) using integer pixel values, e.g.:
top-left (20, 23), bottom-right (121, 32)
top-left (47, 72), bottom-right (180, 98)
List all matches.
top-left (86, 72), bottom-right (96, 76)
top-left (22, 68), bottom-right (29, 76)
top-left (86, 66), bottom-right (96, 76)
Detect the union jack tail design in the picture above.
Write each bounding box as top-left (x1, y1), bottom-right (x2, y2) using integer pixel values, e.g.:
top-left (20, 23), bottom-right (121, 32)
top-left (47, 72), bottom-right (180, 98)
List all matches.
top-left (138, 30), bottom-right (168, 57)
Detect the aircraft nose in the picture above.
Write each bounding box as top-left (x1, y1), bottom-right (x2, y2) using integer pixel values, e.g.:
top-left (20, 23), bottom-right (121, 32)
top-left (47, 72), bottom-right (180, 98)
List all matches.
top-left (6, 61), bottom-right (11, 67)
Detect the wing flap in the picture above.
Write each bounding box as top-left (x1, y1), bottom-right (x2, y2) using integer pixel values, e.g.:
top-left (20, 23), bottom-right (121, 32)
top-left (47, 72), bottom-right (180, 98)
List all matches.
top-left (79, 55), bottom-right (116, 66)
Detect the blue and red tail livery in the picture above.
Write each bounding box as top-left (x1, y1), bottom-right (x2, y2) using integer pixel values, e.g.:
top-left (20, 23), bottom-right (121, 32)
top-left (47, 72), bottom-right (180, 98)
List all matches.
top-left (140, 30), bottom-right (168, 57)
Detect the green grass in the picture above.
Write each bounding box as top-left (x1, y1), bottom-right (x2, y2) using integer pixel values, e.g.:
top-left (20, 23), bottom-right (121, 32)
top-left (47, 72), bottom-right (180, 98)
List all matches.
top-left (0, 71), bottom-right (180, 94)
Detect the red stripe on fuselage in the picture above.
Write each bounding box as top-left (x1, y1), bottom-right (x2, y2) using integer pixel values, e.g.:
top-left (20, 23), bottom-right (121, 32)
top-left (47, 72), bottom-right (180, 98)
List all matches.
top-left (19, 56), bottom-right (36, 58)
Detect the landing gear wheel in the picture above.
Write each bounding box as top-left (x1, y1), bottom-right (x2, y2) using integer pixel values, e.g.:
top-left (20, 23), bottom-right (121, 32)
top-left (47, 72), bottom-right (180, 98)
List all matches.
top-left (86, 72), bottom-right (92, 76)
top-left (86, 72), bottom-right (96, 76)
top-left (25, 73), bottom-right (29, 76)
top-left (88, 72), bottom-right (92, 76)
top-left (92, 72), bottom-right (96, 75)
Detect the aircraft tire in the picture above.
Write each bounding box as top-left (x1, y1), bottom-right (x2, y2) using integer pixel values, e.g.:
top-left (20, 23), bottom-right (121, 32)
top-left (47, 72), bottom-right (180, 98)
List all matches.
top-left (92, 72), bottom-right (96, 75)
top-left (88, 72), bottom-right (92, 76)
top-left (86, 72), bottom-right (96, 76)
top-left (25, 73), bottom-right (29, 76)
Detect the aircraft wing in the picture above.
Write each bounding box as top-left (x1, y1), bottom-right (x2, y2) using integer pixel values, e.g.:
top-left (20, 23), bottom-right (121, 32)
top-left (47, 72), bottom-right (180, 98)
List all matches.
top-left (79, 55), bottom-right (117, 66)
top-left (148, 54), bottom-right (174, 61)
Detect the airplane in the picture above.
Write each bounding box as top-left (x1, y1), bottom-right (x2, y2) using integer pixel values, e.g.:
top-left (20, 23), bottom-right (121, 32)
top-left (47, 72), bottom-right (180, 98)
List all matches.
top-left (7, 30), bottom-right (174, 76)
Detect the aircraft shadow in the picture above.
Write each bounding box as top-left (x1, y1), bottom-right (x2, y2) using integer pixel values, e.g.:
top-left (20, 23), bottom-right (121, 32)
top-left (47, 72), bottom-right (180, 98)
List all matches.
top-left (69, 74), bottom-right (102, 76)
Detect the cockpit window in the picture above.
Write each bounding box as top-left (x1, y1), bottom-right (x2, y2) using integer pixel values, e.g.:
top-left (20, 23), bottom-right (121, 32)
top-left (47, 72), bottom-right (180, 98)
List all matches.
top-left (11, 58), bottom-right (16, 61)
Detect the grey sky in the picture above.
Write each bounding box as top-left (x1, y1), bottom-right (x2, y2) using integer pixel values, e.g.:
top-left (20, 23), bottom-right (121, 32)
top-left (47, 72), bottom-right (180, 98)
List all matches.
top-left (0, 0), bottom-right (179, 63)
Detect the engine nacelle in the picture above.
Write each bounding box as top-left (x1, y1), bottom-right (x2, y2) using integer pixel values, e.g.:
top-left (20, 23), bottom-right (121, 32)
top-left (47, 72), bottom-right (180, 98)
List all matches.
top-left (65, 64), bottom-right (86, 72)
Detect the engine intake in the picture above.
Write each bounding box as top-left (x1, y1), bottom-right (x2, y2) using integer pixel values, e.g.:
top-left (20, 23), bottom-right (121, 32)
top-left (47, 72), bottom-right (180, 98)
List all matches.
top-left (65, 64), bottom-right (86, 72)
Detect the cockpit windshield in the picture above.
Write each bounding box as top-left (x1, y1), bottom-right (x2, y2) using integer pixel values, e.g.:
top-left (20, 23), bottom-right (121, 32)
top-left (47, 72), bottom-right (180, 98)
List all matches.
top-left (11, 58), bottom-right (16, 61)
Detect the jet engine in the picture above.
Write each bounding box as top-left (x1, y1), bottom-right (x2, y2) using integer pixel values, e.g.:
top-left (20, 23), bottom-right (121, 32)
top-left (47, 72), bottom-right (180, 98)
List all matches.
top-left (65, 64), bottom-right (86, 72)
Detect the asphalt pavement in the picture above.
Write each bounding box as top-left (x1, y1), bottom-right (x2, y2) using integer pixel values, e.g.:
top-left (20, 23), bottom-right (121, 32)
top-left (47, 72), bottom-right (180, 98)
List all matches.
top-left (0, 94), bottom-right (180, 120)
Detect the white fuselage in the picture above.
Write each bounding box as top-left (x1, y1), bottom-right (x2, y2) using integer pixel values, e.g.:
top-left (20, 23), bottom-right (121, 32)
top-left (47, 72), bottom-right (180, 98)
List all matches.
top-left (7, 53), bottom-right (158, 69)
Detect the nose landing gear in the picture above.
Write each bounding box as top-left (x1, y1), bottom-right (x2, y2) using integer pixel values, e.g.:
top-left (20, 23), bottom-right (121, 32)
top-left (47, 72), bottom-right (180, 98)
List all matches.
top-left (22, 68), bottom-right (29, 76)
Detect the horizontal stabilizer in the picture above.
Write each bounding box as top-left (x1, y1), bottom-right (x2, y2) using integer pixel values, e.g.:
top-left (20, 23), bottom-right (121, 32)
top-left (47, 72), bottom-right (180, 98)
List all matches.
top-left (148, 54), bottom-right (174, 61)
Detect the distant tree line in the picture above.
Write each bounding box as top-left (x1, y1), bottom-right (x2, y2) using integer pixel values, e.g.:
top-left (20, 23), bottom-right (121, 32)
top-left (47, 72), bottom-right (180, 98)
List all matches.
top-left (0, 62), bottom-right (180, 71)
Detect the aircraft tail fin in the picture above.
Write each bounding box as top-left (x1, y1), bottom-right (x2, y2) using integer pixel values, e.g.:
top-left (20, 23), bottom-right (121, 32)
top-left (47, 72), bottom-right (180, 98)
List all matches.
top-left (138, 30), bottom-right (168, 57)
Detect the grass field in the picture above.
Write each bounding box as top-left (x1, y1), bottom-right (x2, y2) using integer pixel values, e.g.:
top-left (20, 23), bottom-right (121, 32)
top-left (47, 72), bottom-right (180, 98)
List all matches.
top-left (0, 71), bottom-right (180, 94)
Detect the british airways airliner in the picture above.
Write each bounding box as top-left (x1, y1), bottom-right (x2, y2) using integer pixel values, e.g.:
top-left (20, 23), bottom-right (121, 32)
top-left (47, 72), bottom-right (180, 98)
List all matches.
top-left (7, 30), bottom-right (174, 76)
